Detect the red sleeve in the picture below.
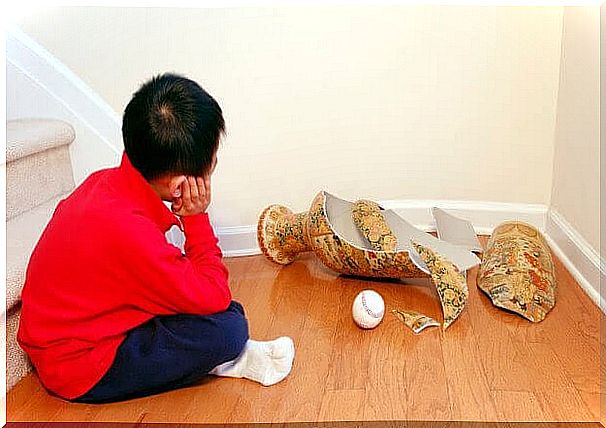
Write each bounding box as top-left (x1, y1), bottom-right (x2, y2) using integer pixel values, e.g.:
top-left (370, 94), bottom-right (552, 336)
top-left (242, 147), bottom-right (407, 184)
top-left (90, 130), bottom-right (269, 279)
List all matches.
top-left (112, 213), bottom-right (231, 315)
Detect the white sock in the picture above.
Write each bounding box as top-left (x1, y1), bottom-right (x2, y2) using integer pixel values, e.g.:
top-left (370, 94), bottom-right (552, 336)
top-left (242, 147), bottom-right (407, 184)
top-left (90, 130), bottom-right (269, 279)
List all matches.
top-left (209, 337), bottom-right (295, 386)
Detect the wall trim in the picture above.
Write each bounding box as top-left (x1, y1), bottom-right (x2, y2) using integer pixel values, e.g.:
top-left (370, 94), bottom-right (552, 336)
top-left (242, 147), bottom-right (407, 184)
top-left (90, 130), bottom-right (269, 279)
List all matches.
top-left (217, 225), bottom-right (260, 258)
top-left (217, 200), bottom-right (549, 257)
top-left (544, 209), bottom-right (604, 311)
top-left (379, 199), bottom-right (548, 235)
top-left (6, 25), bottom-right (122, 155)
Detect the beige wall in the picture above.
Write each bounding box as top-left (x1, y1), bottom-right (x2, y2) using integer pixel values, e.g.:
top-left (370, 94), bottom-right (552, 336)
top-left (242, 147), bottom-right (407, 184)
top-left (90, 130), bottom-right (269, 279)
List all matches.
top-left (551, 6), bottom-right (600, 252)
top-left (15, 6), bottom-right (563, 227)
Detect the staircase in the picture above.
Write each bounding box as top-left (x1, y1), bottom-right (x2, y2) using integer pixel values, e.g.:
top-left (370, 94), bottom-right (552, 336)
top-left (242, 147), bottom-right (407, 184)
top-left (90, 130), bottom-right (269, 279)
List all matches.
top-left (5, 118), bottom-right (76, 390)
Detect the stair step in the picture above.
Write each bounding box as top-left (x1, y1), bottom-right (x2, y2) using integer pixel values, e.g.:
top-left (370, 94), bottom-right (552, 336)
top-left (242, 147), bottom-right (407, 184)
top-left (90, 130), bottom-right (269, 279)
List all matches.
top-left (7, 119), bottom-right (76, 219)
top-left (7, 194), bottom-right (68, 311)
top-left (6, 118), bottom-right (76, 163)
top-left (6, 309), bottom-right (32, 390)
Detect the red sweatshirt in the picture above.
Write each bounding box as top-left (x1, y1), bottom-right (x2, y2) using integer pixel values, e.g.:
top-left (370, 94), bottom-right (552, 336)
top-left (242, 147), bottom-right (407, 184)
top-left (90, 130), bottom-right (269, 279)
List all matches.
top-left (17, 153), bottom-right (231, 400)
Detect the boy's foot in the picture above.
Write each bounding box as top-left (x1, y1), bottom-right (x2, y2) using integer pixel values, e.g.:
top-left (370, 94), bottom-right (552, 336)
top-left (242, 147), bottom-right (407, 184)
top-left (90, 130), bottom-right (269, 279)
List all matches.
top-left (209, 337), bottom-right (295, 386)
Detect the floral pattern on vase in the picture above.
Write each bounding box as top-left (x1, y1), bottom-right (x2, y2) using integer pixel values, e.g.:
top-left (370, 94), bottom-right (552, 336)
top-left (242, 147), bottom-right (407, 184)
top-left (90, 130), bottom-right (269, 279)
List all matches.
top-left (351, 199), bottom-right (398, 252)
top-left (392, 309), bottom-right (441, 334)
top-left (411, 241), bottom-right (469, 330)
top-left (477, 221), bottom-right (556, 322)
top-left (257, 204), bottom-right (310, 265)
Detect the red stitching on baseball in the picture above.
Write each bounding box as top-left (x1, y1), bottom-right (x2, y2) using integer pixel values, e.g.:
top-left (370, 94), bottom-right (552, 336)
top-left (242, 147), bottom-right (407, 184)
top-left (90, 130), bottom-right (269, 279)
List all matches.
top-left (361, 292), bottom-right (381, 319)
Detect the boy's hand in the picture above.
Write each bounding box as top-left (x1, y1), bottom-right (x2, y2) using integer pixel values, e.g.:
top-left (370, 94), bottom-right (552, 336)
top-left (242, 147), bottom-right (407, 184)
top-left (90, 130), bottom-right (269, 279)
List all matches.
top-left (171, 175), bottom-right (211, 216)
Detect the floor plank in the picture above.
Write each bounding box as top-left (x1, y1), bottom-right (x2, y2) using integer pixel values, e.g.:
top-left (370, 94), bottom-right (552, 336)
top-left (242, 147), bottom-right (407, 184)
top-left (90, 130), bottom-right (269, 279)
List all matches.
top-left (490, 390), bottom-right (548, 422)
top-left (318, 389), bottom-right (365, 421)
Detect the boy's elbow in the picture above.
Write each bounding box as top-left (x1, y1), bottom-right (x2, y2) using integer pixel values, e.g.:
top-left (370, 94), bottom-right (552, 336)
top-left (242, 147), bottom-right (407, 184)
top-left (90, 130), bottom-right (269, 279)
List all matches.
top-left (204, 286), bottom-right (232, 314)
top-left (217, 289), bottom-right (232, 313)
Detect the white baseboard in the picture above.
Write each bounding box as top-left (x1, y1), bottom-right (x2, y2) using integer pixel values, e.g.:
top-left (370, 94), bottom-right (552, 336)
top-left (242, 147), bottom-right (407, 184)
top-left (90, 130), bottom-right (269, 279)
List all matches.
top-left (544, 209), bottom-right (604, 311)
top-left (217, 225), bottom-right (259, 258)
top-left (216, 199), bottom-right (549, 256)
top-left (379, 199), bottom-right (548, 235)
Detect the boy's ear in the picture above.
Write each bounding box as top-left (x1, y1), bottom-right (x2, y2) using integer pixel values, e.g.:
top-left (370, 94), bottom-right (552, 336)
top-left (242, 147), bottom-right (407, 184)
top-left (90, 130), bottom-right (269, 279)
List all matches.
top-left (169, 175), bottom-right (187, 198)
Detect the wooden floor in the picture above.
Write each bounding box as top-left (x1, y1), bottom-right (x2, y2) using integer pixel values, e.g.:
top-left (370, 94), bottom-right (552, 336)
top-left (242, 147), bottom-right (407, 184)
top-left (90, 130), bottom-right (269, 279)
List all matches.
top-left (7, 237), bottom-right (604, 424)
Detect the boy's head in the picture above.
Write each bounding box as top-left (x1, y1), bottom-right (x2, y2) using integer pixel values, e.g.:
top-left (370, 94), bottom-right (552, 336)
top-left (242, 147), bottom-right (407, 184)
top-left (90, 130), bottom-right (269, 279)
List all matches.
top-left (122, 73), bottom-right (225, 183)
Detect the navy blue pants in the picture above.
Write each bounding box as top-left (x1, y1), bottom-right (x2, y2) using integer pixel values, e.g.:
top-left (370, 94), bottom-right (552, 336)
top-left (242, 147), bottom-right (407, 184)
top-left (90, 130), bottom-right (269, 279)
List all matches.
top-left (74, 301), bottom-right (249, 403)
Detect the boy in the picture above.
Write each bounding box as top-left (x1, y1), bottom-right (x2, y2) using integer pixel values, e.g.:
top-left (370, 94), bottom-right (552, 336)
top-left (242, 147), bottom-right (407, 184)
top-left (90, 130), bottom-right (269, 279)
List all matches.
top-left (17, 73), bottom-right (295, 403)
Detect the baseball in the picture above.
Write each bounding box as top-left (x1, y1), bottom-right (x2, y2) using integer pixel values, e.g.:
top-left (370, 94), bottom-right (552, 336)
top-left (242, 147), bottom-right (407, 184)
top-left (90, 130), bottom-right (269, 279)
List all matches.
top-left (352, 290), bottom-right (385, 329)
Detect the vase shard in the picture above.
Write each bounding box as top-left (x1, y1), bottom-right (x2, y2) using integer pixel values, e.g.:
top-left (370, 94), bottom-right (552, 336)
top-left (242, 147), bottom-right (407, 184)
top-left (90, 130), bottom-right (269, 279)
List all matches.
top-left (431, 207), bottom-right (483, 253)
top-left (351, 199), bottom-right (398, 252)
top-left (477, 221), bottom-right (556, 322)
top-left (411, 241), bottom-right (469, 330)
top-left (392, 309), bottom-right (440, 334)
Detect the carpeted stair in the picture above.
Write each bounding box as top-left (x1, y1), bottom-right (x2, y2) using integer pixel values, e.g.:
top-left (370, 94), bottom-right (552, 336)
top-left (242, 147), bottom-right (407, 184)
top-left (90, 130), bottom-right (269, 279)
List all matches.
top-left (5, 118), bottom-right (76, 390)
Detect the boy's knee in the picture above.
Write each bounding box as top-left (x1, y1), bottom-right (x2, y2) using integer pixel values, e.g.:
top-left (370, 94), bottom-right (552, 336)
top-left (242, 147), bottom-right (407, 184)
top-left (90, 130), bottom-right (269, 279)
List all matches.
top-left (227, 300), bottom-right (245, 316)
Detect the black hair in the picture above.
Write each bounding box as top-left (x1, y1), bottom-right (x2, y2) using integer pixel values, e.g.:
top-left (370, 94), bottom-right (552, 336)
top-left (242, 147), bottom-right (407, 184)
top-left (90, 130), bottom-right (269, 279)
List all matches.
top-left (122, 73), bottom-right (225, 181)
